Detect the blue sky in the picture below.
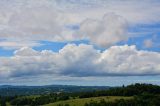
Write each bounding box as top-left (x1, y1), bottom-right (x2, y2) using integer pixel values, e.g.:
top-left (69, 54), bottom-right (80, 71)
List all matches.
top-left (0, 0), bottom-right (160, 86)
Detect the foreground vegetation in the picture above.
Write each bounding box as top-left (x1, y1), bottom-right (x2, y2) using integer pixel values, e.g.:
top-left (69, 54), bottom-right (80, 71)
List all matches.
top-left (44, 96), bottom-right (132, 106)
top-left (84, 94), bottom-right (160, 106)
top-left (1, 83), bottom-right (160, 106)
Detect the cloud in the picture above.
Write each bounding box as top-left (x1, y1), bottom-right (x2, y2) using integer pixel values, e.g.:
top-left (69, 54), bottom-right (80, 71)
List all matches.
top-left (56, 0), bottom-right (160, 24)
top-left (0, 44), bottom-right (160, 80)
top-left (14, 47), bottom-right (40, 56)
top-left (143, 34), bottom-right (160, 49)
top-left (76, 13), bottom-right (128, 47)
top-left (143, 39), bottom-right (153, 48)
top-left (0, 41), bottom-right (42, 50)
top-left (0, 0), bottom-right (160, 49)
top-left (0, 1), bottom-right (68, 41)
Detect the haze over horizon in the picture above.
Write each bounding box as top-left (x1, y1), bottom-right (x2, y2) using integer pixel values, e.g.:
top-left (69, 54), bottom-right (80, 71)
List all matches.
top-left (0, 0), bottom-right (160, 86)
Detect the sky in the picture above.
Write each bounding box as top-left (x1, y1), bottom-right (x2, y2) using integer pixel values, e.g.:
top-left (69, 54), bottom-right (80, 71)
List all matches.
top-left (0, 0), bottom-right (160, 86)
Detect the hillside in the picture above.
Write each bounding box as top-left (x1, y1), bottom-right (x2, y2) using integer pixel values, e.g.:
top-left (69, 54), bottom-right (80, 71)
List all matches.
top-left (44, 96), bottom-right (132, 106)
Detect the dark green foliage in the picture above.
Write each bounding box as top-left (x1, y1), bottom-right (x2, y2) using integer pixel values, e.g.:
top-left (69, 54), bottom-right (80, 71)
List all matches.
top-left (79, 83), bottom-right (160, 98)
top-left (0, 98), bottom-right (6, 106)
top-left (10, 92), bottom-right (70, 106)
top-left (59, 95), bottom-right (69, 100)
top-left (10, 93), bottom-right (58, 106)
top-left (0, 96), bottom-right (17, 106)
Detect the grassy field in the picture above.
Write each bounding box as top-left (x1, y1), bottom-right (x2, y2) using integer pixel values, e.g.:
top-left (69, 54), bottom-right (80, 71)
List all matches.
top-left (44, 96), bottom-right (132, 106)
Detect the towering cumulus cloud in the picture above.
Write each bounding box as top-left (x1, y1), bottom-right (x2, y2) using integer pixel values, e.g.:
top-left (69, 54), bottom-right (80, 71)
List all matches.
top-left (0, 44), bottom-right (160, 79)
top-left (76, 13), bottom-right (128, 47)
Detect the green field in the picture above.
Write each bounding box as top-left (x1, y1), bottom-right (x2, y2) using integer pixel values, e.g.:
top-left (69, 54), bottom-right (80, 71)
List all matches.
top-left (44, 96), bottom-right (132, 106)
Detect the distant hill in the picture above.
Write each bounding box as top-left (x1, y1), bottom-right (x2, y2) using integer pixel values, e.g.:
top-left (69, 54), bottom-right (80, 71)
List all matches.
top-left (0, 85), bottom-right (110, 96)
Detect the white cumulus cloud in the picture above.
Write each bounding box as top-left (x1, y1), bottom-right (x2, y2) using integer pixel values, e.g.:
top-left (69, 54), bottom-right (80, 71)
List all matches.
top-left (0, 44), bottom-right (160, 81)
